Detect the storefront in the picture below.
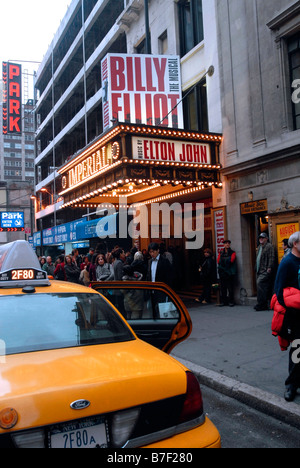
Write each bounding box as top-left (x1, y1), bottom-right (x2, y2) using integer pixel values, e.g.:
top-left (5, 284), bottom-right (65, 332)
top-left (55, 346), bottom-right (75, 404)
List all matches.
top-left (56, 123), bottom-right (223, 287)
top-left (224, 164), bottom-right (300, 301)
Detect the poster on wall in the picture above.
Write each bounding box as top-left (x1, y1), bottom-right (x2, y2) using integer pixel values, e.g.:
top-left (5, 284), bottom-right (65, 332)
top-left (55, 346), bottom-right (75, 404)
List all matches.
top-left (101, 53), bottom-right (183, 131)
top-left (276, 222), bottom-right (300, 263)
top-left (213, 208), bottom-right (227, 258)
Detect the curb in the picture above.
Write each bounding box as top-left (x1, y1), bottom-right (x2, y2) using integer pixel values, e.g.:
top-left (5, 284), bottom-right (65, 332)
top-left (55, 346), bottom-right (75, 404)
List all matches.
top-left (174, 357), bottom-right (300, 430)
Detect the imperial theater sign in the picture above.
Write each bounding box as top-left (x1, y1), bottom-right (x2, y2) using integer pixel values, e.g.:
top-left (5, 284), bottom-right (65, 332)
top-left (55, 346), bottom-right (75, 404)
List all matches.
top-left (58, 124), bottom-right (222, 209)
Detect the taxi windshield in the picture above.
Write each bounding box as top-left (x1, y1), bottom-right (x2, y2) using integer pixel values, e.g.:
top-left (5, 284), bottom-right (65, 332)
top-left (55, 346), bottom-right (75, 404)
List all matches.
top-left (0, 293), bottom-right (135, 355)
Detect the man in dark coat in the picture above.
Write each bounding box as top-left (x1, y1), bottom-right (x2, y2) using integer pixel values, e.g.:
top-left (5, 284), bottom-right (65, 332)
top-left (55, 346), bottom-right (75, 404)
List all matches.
top-left (217, 240), bottom-right (237, 307)
top-left (147, 242), bottom-right (173, 287)
top-left (255, 232), bottom-right (276, 311)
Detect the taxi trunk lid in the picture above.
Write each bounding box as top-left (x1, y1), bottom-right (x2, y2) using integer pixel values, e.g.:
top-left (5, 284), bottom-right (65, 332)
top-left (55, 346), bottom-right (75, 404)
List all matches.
top-left (0, 340), bottom-right (188, 432)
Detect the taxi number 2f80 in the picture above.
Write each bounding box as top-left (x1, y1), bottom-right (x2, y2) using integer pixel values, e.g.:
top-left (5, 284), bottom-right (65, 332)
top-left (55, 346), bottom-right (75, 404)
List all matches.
top-left (12, 269), bottom-right (35, 280)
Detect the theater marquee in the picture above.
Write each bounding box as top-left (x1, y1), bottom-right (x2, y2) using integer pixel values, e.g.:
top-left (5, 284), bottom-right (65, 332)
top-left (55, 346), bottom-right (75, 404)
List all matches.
top-left (58, 124), bottom-right (222, 209)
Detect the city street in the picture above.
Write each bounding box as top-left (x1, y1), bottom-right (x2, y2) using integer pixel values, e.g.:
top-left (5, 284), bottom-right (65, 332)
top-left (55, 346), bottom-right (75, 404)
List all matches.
top-left (172, 299), bottom-right (300, 447)
top-left (1, 0), bottom-right (300, 451)
top-left (173, 300), bottom-right (287, 399)
top-left (202, 385), bottom-right (300, 448)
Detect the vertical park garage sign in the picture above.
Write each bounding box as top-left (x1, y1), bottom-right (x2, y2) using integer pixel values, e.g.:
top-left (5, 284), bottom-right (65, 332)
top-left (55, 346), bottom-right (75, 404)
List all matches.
top-left (101, 54), bottom-right (183, 131)
top-left (2, 62), bottom-right (22, 135)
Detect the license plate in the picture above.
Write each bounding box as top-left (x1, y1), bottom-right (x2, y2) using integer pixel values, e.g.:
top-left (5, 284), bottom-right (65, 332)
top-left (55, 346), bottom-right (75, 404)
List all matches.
top-left (49, 417), bottom-right (108, 449)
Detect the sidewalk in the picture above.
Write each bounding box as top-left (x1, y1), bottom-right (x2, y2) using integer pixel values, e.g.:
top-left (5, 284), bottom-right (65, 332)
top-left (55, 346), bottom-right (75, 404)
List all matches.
top-left (172, 300), bottom-right (300, 429)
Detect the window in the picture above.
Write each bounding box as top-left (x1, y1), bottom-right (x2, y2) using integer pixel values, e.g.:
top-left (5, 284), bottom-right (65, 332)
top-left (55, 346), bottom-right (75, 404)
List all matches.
top-left (159, 31), bottom-right (168, 55)
top-left (0, 293), bottom-right (134, 355)
top-left (135, 37), bottom-right (151, 54)
top-left (183, 80), bottom-right (208, 132)
top-left (178, 0), bottom-right (204, 57)
top-left (288, 34), bottom-right (300, 130)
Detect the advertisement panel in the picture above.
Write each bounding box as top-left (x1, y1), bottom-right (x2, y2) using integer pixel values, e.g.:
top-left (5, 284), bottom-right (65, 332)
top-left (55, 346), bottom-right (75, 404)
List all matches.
top-left (42, 220), bottom-right (85, 246)
top-left (276, 222), bottom-right (300, 263)
top-left (2, 62), bottom-right (22, 134)
top-left (132, 136), bottom-right (211, 164)
top-left (0, 212), bottom-right (24, 230)
top-left (213, 208), bottom-right (227, 258)
top-left (101, 54), bottom-right (183, 131)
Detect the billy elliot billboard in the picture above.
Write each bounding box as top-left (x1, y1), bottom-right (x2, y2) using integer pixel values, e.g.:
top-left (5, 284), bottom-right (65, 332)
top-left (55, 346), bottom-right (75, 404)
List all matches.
top-left (2, 62), bottom-right (22, 135)
top-left (101, 54), bottom-right (183, 131)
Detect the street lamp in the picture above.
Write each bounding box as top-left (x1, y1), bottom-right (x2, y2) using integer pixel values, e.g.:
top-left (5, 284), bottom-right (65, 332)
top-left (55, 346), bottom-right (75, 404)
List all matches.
top-left (40, 188), bottom-right (57, 227)
top-left (30, 194), bottom-right (37, 233)
top-left (40, 188), bottom-right (54, 205)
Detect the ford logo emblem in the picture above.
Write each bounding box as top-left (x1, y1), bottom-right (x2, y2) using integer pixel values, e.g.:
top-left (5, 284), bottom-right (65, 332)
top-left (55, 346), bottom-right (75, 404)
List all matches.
top-left (70, 399), bottom-right (91, 410)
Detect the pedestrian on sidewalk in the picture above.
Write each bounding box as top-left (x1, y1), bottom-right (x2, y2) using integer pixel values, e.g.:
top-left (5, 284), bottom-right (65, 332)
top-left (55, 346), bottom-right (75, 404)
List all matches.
top-left (147, 242), bottom-right (173, 287)
top-left (196, 249), bottom-right (215, 304)
top-left (64, 255), bottom-right (81, 284)
top-left (255, 233), bottom-right (276, 311)
top-left (217, 240), bottom-right (237, 307)
top-left (282, 238), bottom-right (292, 259)
top-left (273, 231), bottom-right (300, 402)
top-left (42, 256), bottom-right (55, 277)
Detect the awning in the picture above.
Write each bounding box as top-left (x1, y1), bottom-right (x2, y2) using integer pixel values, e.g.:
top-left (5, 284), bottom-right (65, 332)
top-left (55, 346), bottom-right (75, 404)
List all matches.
top-left (76, 214), bottom-right (118, 240)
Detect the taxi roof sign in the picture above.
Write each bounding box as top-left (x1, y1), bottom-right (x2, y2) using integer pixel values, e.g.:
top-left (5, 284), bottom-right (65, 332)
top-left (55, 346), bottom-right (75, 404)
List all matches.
top-left (0, 240), bottom-right (50, 288)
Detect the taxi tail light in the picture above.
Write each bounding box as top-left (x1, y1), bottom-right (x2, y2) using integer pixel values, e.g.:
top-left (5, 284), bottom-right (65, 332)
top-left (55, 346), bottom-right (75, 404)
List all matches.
top-left (179, 371), bottom-right (204, 424)
top-left (111, 407), bottom-right (141, 447)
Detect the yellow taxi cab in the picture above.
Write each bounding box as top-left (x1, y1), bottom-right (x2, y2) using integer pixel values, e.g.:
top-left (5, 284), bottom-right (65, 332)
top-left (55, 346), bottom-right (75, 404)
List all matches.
top-left (0, 240), bottom-right (221, 449)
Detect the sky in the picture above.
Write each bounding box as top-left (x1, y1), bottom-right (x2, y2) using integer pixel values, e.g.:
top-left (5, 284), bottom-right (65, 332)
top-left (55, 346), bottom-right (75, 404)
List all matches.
top-left (1, 0), bottom-right (71, 100)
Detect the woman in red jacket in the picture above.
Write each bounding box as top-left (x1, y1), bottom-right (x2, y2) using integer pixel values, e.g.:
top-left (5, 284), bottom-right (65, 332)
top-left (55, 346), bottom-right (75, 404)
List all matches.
top-left (273, 231), bottom-right (300, 402)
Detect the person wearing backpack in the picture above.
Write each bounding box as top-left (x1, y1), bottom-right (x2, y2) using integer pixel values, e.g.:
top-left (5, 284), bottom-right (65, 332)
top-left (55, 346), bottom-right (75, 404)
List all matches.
top-left (273, 231), bottom-right (300, 402)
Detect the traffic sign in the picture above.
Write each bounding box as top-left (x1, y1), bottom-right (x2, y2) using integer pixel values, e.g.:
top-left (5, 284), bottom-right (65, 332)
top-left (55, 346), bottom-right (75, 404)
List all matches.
top-left (0, 212), bottom-right (24, 229)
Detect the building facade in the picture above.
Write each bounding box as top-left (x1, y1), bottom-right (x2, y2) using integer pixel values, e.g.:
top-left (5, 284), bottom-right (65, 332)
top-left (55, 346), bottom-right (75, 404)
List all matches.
top-left (0, 99), bottom-right (35, 183)
top-left (216, 0), bottom-right (300, 300)
top-left (33, 0), bottom-right (223, 287)
top-left (33, 0), bottom-right (300, 297)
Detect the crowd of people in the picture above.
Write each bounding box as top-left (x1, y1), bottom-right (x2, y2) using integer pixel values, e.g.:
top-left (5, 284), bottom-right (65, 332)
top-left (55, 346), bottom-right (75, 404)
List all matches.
top-left (195, 232), bottom-right (283, 309)
top-left (38, 233), bottom-right (287, 310)
top-left (38, 242), bottom-right (184, 288)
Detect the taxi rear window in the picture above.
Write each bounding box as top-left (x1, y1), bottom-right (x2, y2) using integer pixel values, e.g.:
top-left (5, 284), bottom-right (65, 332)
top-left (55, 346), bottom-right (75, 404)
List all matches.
top-left (0, 293), bottom-right (135, 355)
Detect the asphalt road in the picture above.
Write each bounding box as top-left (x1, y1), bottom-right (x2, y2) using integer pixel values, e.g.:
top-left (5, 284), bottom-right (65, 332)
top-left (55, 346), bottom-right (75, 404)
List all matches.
top-left (202, 385), bottom-right (300, 448)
